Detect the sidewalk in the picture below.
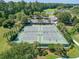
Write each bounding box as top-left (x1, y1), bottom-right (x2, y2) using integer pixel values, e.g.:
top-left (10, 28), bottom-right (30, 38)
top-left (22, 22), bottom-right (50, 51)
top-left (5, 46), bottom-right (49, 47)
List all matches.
top-left (57, 57), bottom-right (79, 59)
top-left (73, 39), bottom-right (79, 46)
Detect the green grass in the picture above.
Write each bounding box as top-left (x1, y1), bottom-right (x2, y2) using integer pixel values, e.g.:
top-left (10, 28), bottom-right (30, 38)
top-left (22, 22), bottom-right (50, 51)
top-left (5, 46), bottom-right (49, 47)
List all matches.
top-left (66, 26), bottom-right (73, 32)
top-left (73, 33), bottom-right (79, 43)
top-left (66, 26), bottom-right (79, 57)
top-left (68, 45), bottom-right (79, 58)
top-left (66, 26), bottom-right (79, 43)
top-left (44, 9), bottom-right (57, 12)
top-left (46, 54), bottom-right (59, 59)
top-left (0, 27), bottom-right (11, 53)
top-left (43, 9), bottom-right (57, 16)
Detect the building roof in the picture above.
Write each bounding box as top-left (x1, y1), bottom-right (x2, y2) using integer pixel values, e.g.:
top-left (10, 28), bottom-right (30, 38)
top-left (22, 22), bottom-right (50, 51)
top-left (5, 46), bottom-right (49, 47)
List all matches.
top-left (29, 15), bottom-right (58, 24)
top-left (31, 19), bottom-right (50, 24)
top-left (30, 16), bottom-right (58, 24)
top-left (49, 16), bottom-right (58, 24)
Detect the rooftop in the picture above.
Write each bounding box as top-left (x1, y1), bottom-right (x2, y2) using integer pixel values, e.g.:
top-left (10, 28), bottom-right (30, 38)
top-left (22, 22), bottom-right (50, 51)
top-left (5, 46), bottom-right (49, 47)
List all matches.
top-left (30, 16), bottom-right (57, 24)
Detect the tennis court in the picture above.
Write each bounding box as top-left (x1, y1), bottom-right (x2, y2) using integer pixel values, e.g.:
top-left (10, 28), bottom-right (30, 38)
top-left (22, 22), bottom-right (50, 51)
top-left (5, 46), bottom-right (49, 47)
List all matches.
top-left (17, 25), bottom-right (68, 45)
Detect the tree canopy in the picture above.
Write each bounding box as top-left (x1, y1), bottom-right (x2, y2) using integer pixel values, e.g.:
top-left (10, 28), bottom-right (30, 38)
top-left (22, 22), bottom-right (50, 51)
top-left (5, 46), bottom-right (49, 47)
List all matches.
top-left (56, 12), bottom-right (72, 25)
top-left (0, 43), bottom-right (39, 59)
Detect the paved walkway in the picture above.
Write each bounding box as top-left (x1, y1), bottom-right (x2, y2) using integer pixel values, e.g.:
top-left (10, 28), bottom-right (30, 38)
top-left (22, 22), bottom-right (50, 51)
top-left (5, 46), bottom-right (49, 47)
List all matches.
top-left (57, 57), bottom-right (79, 59)
top-left (73, 39), bottom-right (79, 46)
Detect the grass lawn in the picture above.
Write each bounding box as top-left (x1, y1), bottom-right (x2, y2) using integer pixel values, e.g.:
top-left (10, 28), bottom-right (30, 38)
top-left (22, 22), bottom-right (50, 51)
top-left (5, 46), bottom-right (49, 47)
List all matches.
top-left (66, 26), bottom-right (73, 32)
top-left (68, 45), bottom-right (79, 58)
top-left (64, 26), bottom-right (79, 58)
top-left (44, 9), bottom-right (57, 12)
top-left (37, 53), bottom-right (59, 59)
top-left (37, 49), bottom-right (59, 59)
top-left (44, 8), bottom-right (57, 16)
top-left (46, 54), bottom-right (59, 59)
top-left (44, 9), bottom-right (57, 16)
top-left (45, 45), bottom-right (79, 58)
top-left (45, 50), bottom-right (59, 59)
top-left (73, 33), bottom-right (79, 43)
top-left (66, 26), bottom-right (79, 43)
top-left (0, 27), bottom-right (11, 53)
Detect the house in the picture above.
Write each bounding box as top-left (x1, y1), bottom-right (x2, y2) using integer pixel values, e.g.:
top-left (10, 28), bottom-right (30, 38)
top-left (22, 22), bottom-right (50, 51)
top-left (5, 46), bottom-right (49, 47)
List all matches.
top-left (29, 16), bottom-right (58, 25)
top-left (49, 16), bottom-right (58, 24)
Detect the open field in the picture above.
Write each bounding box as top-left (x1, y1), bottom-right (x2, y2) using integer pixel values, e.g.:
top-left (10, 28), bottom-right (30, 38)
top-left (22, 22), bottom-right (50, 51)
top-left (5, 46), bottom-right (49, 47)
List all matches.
top-left (66, 26), bottom-right (79, 57)
top-left (0, 27), bottom-right (11, 53)
top-left (66, 26), bottom-right (73, 31)
top-left (46, 54), bottom-right (58, 59)
top-left (66, 26), bottom-right (79, 43)
top-left (44, 9), bottom-right (57, 12)
top-left (37, 54), bottom-right (58, 59)
top-left (73, 34), bottom-right (79, 44)
top-left (44, 9), bottom-right (57, 16)
top-left (68, 45), bottom-right (79, 58)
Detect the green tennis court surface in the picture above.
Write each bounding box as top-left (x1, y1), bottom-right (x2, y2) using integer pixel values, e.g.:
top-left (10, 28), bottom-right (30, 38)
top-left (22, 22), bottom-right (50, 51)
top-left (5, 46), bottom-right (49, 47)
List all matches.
top-left (17, 25), bottom-right (68, 45)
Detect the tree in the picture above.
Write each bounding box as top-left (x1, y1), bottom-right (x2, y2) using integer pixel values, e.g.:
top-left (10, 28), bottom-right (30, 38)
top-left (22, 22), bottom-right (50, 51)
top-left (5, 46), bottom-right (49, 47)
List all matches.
top-left (75, 23), bottom-right (79, 32)
top-left (0, 12), bottom-right (2, 17)
top-left (0, 43), bottom-right (39, 59)
top-left (8, 1), bottom-right (15, 14)
top-left (2, 19), bottom-right (15, 28)
top-left (48, 44), bottom-right (68, 57)
top-left (48, 44), bottom-right (64, 50)
top-left (0, 0), bottom-right (6, 11)
top-left (56, 12), bottom-right (72, 25)
top-left (9, 14), bottom-right (16, 19)
top-left (38, 49), bottom-right (48, 56)
top-left (0, 18), bottom-right (5, 26)
top-left (21, 15), bottom-right (30, 25)
top-left (16, 11), bottom-right (26, 21)
top-left (71, 16), bottom-right (79, 25)
top-left (57, 23), bottom-right (66, 32)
